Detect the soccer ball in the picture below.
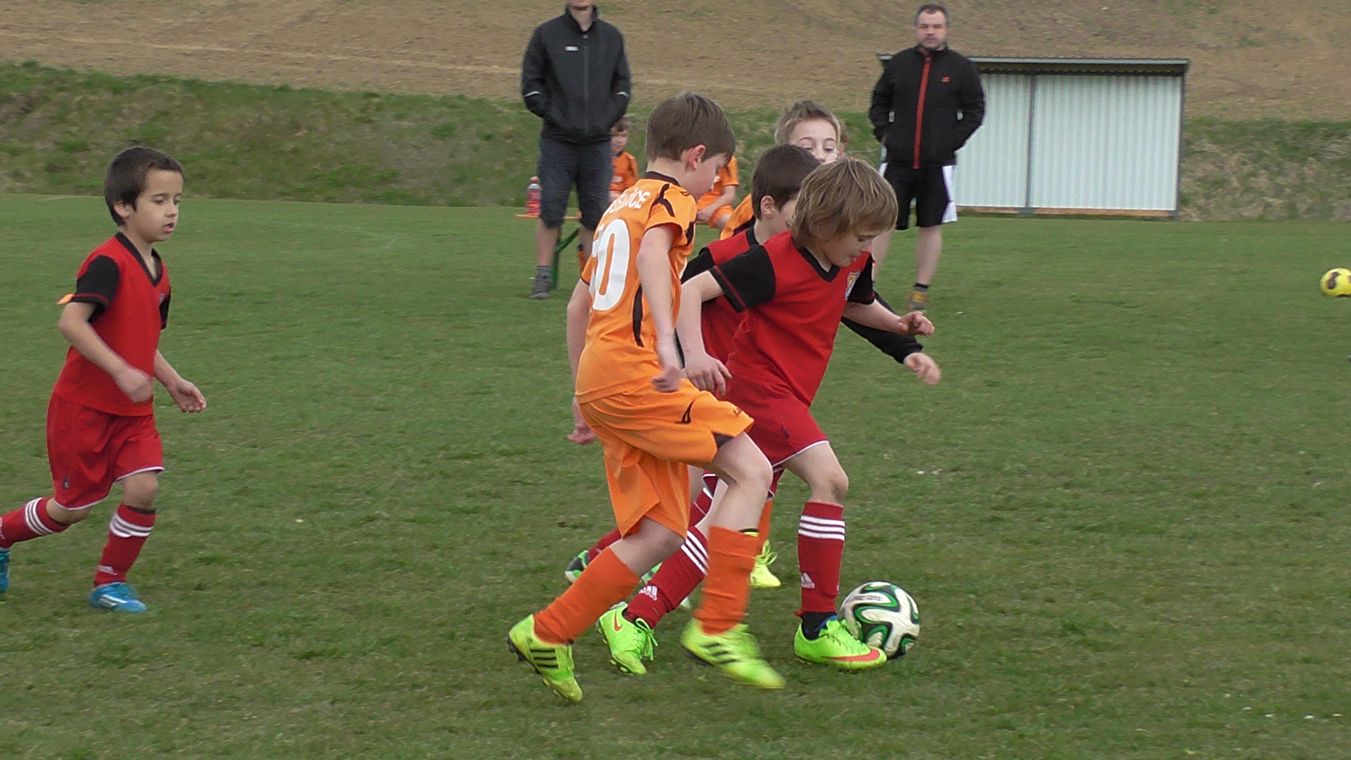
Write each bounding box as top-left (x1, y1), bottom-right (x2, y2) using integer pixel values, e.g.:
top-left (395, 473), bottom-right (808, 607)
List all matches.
top-left (1321, 268), bottom-right (1351, 297)
top-left (838, 581), bottom-right (921, 659)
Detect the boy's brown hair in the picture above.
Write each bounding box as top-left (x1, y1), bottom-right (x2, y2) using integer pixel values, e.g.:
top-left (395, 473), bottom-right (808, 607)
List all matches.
top-left (646, 92), bottom-right (735, 162)
top-left (790, 157), bottom-right (898, 246)
top-left (750, 145), bottom-right (819, 220)
top-left (773, 100), bottom-right (844, 147)
top-left (104, 146), bottom-right (183, 225)
top-left (612, 116), bottom-right (630, 133)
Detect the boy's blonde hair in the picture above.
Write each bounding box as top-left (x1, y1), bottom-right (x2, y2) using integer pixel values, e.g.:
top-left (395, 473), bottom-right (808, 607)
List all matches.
top-left (773, 100), bottom-right (844, 146)
top-left (790, 157), bottom-right (898, 246)
top-left (646, 92), bottom-right (735, 162)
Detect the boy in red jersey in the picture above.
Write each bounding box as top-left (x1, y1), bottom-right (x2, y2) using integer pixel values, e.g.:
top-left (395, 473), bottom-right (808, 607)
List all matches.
top-left (0, 147), bottom-right (205, 613)
top-left (508, 93), bottom-right (783, 704)
top-left (597, 159), bottom-right (934, 673)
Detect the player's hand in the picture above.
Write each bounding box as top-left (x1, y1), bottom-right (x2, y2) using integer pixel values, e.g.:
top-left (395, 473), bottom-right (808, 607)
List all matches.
top-left (904, 353), bottom-right (942, 386)
top-left (897, 311), bottom-right (934, 336)
top-left (685, 352), bottom-right (731, 396)
top-left (166, 377), bottom-right (207, 413)
top-left (694, 206), bottom-right (712, 223)
top-left (566, 397), bottom-right (596, 445)
top-left (652, 338), bottom-right (683, 392)
top-left (115, 367), bottom-right (154, 403)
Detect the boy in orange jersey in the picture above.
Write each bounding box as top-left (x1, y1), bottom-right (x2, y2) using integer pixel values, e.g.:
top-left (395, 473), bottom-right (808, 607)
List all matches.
top-left (508, 93), bottom-right (782, 703)
top-left (0, 147), bottom-right (206, 613)
top-left (608, 117), bottom-right (639, 202)
top-left (719, 100), bottom-right (844, 241)
top-left (695, 154), bottom-right (739, 230)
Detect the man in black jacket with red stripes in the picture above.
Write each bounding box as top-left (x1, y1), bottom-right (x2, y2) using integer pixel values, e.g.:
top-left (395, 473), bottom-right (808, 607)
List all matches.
top-left (869, 3), bottom-right (984, 312)
top-left (521, 2), bottom-right (631, 299)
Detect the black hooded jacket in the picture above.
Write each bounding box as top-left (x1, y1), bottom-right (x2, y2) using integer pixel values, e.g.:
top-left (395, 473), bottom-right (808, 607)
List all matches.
top-left (520, 6), bottom-right (631, 145)
top-left (869, 45), bottom-right (985, 168)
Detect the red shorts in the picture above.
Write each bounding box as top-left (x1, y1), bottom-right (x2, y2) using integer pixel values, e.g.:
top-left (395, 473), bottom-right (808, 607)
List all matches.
top-left (46, 394), bottom-right (163, 509)
top-left (728, 388), bottom-right (827, 468)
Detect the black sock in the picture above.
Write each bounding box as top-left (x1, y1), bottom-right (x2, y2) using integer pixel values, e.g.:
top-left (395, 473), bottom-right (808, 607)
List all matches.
top-left (801, 611), bottom-right (835, 639)
top-left (913, 282), bottom-right (929, 291)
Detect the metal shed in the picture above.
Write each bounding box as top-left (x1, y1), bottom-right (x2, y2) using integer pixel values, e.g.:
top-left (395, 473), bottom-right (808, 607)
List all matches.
top-left (876, 55), bottom-right (1190, 218)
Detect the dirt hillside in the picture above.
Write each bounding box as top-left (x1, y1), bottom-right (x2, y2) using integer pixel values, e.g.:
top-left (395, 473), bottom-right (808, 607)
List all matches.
top-left (0, 0), bottom-right (1347, 119)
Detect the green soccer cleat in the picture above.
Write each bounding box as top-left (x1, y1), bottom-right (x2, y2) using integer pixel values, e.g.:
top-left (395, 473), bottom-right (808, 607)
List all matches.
top-left (680, 620), bottom-right (785, 690)
top-left (905, 289), bottom-right (929, 313)
top-left (749, 541), bottom-right (781, 590)
top-left (507, 615), bottom-right (582, 703)
top-left (563, 550), bottom-right (589, 584)
top-left (597, 604), bottom-right (657, 676)
top-left (794, 617), bottom-right (887, 670)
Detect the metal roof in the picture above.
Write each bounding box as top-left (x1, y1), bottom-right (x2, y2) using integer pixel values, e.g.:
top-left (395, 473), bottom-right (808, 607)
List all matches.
top-left (875, 53), bottom-right (1189, 76)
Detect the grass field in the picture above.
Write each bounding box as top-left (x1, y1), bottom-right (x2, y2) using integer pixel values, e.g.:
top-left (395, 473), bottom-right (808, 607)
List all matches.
top-left (1, 193), bottom-right (1348, 758)
top-left (3, 62), bottom-right (1350, 221)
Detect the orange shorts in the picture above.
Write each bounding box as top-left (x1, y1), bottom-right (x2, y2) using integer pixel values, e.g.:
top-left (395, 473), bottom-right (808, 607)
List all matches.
top-left (580, 380), bottom-right (752, 537)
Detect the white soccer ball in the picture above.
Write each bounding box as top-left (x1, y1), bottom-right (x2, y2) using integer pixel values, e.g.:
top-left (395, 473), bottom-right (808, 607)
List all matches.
top-left (838, 580), bottom-right (921, 659)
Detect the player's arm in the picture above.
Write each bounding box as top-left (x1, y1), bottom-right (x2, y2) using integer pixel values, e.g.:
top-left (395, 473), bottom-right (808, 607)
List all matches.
top-left (154, 351), bottom-right (206, 413)
top-left (564, 279), bottom-right (596, 444)
top-left (842, 292), bottom-right (924, 363)
top-left (675, 271), bottom-right (732, 395)
top-left (57, 301), bottom-right (151, 403)
top-left (636, 224), bottom-right (682, 391)
top-left (843, 300), bottom-right (934, 336)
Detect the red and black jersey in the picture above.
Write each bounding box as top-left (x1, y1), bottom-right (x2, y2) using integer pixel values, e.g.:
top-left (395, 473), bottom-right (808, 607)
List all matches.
top-left (682, 225), bottom-right (759, 364)
top-left (710, 230), bottom-right (874, 404)
top-left (52, 233), bottom-right (171, 416)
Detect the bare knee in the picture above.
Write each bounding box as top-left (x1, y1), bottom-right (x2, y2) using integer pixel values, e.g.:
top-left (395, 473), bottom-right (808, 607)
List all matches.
top-left (47, 499), bottom-right (93, 525)
top-left (119, 473), bottom-right (160, 510)
top-left (808, 466), bottom-right (849, 505)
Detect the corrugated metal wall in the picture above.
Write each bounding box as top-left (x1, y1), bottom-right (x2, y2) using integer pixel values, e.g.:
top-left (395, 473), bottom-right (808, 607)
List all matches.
top-left (959, 73), bottom-right (1183, 214)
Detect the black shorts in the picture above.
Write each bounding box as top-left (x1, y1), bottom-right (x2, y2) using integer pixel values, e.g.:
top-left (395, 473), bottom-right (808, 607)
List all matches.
top-left (537, 134), bottom-right (611, 230)
top-left (882, 163), bottom-right (957, 230)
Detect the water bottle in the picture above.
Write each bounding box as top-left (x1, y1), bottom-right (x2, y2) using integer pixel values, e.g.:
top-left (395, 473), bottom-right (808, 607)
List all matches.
top-left (525, 176), bottom-right (542, 216)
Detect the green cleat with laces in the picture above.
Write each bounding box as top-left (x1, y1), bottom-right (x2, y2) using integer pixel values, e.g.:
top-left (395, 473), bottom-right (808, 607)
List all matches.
top-left (749, 540), bottom-right (781, 589)
top-left (507, 615), bottom-right (582, 703)
top-left (597, 604), bottom-right (657, 675)
top-left (794, 617), bottom-right (887, 670)
top-left (680, 620), bottom-right (784, 690)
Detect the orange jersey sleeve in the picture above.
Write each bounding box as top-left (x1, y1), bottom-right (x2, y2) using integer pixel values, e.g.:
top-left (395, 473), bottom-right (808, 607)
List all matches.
top-left (697, 155), bottom-right (739, 209)
top-left (610, 151), bottom-right (639, 195)
top-left (577, 177), bottom-right (698, 402)
top-left (718, 195), bottom-right (755, 240)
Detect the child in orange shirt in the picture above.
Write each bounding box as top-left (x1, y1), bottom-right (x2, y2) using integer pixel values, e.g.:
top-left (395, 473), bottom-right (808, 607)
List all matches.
top-left (608, 117), bottom-right (638, 201)
top-left (695, 155), bottom-right (739, 230)
top-left (508, 93), bottom-right (782, 704)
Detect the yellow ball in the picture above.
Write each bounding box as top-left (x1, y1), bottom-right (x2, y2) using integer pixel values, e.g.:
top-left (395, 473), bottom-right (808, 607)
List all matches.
top-left (1321, 268), bottom-right (1351, 297)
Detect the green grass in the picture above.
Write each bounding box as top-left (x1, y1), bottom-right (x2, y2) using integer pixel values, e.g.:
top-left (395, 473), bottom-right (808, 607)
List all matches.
top-left (2, 61), bottom-right (1349, 220)
top-left (1, 193), bottom-right (1349, 758)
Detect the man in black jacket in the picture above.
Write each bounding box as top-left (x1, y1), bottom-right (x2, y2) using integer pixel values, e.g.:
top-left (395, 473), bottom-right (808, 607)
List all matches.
top-left (869, 3), bottom-right (984, 311)
top-left (521, 1), bottom-right (631, 299)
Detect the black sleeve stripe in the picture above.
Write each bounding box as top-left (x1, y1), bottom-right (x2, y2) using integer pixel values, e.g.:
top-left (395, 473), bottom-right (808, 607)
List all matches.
top-left (711, 247), bottom-right (775, 311)
top-left (653, 183), bottom-right (675, 218)
top-left (631, 285), bottom-right (645, 346)
top-left (159, 292), bottom-right (171, 328)
top-left (683, 248), bottom-right (715, 282)
top-left (72, 255), bottom-right (119, 319)
top-left (846, 259), bottom-right (877, 304)
top-left (710, 265), bottom-right (748, 312)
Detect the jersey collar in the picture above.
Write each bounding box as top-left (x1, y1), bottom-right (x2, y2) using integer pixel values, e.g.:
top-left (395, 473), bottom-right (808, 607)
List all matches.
top-left (114, 232), bottom-right (165, 285)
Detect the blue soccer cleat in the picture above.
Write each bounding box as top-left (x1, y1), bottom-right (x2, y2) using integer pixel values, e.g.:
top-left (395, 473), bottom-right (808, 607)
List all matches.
top-left (89, 582), bottom-right (148, 613)
top-left (0, 547), bottom-right (10, 594)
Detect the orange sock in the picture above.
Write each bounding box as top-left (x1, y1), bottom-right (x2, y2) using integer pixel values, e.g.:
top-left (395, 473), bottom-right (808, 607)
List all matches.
top-left (756, 498), bottom-right (775, 542)
top-left (534, 549), bottom-right (639, 644)
top-left (694, 527), bottom-right (759, 634)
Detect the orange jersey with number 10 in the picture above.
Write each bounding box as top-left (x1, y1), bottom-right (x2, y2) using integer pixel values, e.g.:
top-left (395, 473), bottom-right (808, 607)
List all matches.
top-left (576, 175), bottom-right (698, 403)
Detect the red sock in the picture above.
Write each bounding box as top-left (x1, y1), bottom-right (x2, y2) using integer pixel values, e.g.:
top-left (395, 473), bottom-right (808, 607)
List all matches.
top-left (584, 528), bottom-right (623, 562)
top-left (535, 549), bottom-right (639, 643)
top-left (797, 501), bottom-right (845, 615)
top-left (93, 504), bottom-right (156, 586)
top-left (625, 525), bottom-right (707, 628)
top-left (0, 498), bottom-right (70, 549)
top-left (689, 472), bottom-right (718, 525)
